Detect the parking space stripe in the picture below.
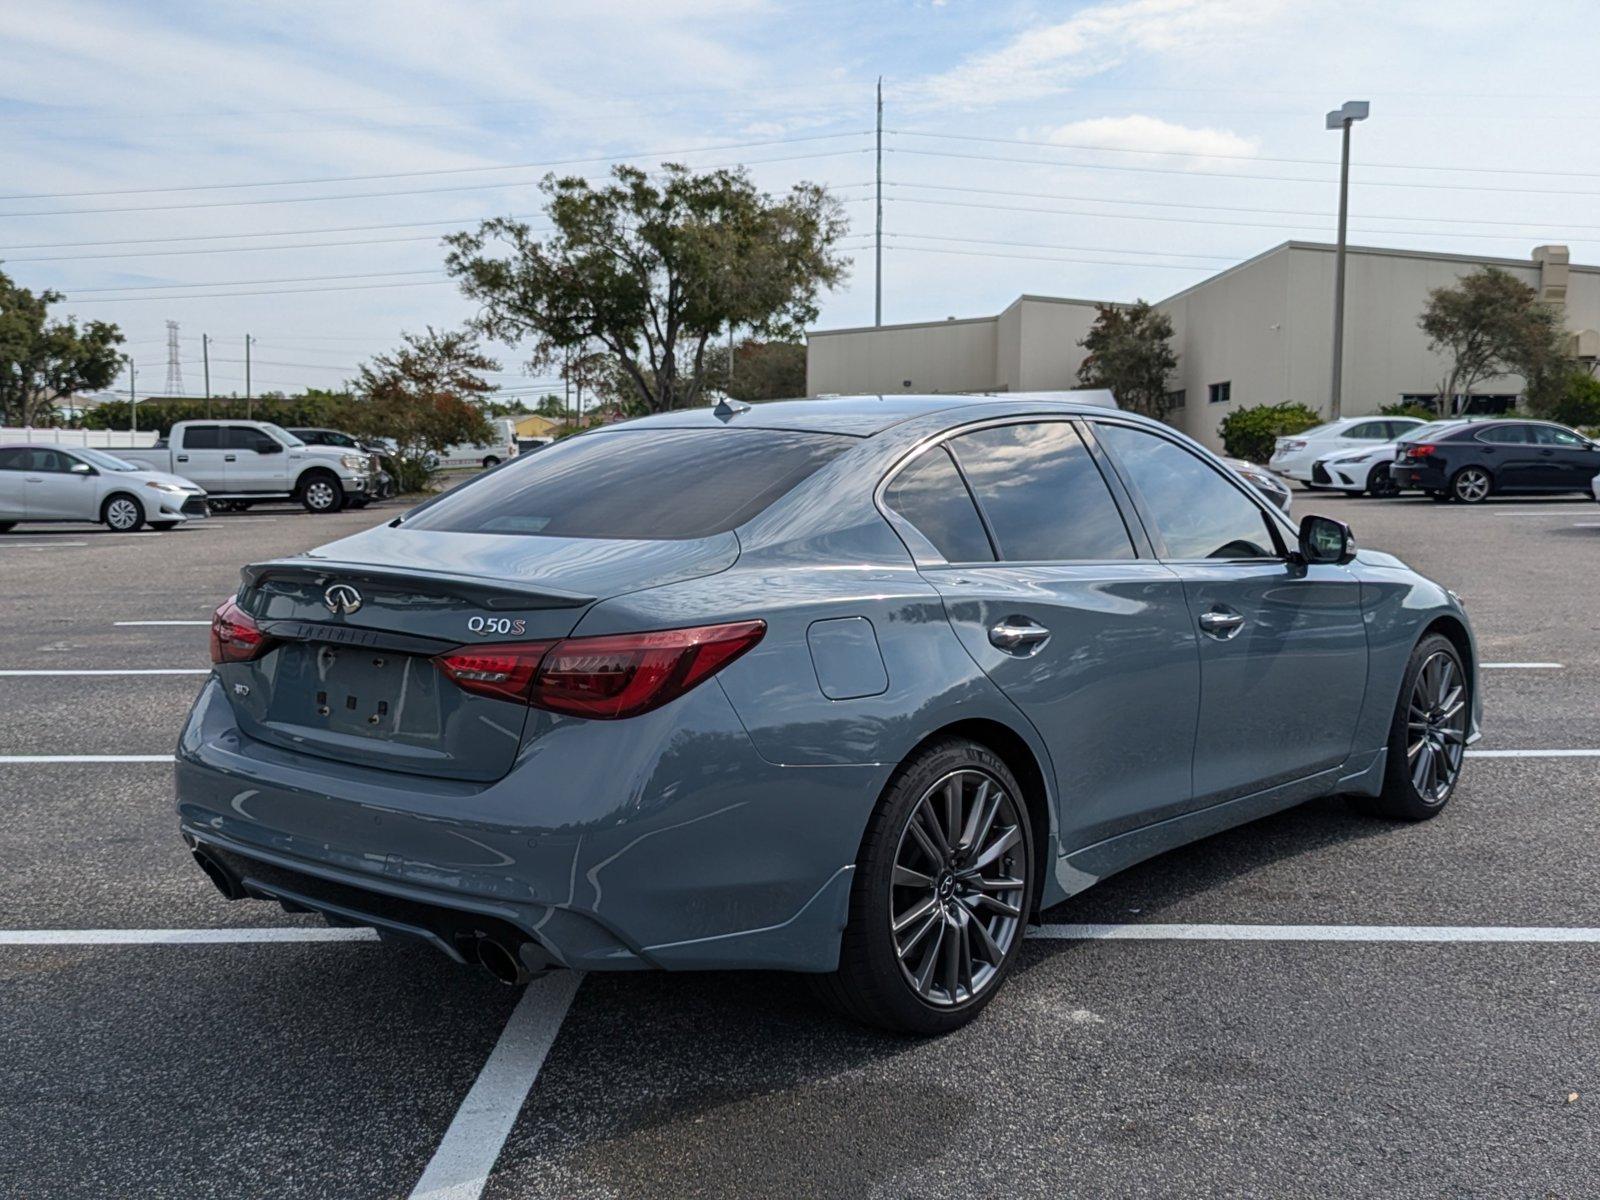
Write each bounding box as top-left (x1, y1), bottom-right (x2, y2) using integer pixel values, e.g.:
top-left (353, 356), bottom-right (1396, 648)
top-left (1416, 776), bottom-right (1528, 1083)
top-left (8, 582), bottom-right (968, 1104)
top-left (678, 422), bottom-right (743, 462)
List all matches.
top-left (1467, 749), bottom-right (1600, 758)
top-left (408, 973), bottom-right (583, 1200)
top-left (0, 754), bottom-right (173, 763)
top-left (0, 927), bottom-right (378, 945)
top-left (0, 669), bottom-right (209, 676)
top-left (1480, 662), bottom-right (1564, 669)
top-left (114, 620), bottom-right (209, 626)
top-left (1030, 923), bottom-right (1600, 942)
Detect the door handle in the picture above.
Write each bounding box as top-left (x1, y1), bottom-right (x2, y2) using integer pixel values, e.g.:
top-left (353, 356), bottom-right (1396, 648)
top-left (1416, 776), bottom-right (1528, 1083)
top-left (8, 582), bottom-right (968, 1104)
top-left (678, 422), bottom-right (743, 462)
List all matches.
top-left (989, 618), bottom-right (1051, 655)
top-left (224, 454), bottom-right (237, 462)
top-left (176, 454), bottom-right (188, 463)
top-left (1198, 609), bottom-right (1246, 640)
top-left (24, 475), bottom-right (43, 483)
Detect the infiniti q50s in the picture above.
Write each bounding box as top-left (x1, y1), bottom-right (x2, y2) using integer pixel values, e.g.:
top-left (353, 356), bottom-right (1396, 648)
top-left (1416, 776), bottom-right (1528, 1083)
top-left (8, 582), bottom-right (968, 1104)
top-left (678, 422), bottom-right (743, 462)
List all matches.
top-left (177, 394), bottom-right (1479, 1034)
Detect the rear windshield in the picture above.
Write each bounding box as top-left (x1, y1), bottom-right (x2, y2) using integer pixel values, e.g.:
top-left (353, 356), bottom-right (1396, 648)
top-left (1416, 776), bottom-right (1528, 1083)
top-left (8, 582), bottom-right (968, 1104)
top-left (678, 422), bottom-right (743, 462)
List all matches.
top-left (404, 427), bottom-right (856, 540)
top-left (1399, 421), bottom-right (1469, 443)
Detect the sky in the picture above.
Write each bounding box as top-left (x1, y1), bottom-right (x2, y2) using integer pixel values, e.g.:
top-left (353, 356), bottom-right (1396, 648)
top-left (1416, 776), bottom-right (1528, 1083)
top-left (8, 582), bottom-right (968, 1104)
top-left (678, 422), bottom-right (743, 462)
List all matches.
top-left (4, 0), bottom-right (1600, 403)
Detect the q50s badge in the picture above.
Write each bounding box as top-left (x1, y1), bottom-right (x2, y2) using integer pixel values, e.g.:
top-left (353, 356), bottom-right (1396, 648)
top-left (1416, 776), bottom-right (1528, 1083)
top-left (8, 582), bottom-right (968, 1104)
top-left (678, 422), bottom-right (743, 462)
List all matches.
top-left (467, 616), bottom-right (526, 636)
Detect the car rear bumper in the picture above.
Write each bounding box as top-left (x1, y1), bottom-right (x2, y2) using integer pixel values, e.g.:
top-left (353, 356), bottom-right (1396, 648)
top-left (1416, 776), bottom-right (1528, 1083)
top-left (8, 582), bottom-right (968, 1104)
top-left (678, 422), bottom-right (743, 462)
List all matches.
top-left (174, 675), bottom-right (878, 973)
top-left (1392, 464), bottom-right (1445, 490)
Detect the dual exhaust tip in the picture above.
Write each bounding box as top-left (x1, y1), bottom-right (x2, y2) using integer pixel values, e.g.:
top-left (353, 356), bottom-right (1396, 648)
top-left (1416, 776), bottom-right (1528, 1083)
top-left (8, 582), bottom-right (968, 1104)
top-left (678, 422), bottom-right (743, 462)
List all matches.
top-left (191, 844), bottom-right (540, 986)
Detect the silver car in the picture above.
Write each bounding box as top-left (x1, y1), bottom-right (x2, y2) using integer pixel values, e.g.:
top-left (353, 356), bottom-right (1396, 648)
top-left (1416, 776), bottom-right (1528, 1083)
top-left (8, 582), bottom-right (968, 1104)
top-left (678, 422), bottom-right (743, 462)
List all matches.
top-left (0, 444), bottom-right (207, 532)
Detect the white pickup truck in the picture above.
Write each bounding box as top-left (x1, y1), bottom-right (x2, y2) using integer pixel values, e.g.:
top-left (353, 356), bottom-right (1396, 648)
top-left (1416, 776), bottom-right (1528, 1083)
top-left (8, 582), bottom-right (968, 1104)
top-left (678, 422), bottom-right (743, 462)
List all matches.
top-left (120, 420), bottom-right (371, 513)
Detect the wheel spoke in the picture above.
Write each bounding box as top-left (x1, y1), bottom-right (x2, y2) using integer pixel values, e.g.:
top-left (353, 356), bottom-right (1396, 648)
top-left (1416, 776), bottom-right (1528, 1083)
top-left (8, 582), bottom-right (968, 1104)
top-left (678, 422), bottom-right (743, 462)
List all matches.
top-left (914, 920), bottom-right (946, 997)
top-left (916, 796), bottom-right (951, 861)
top-left (892, 894), bottom-right (937, 934)
top-left (956, 913), bottom-right (975, 999)
top-left (968, 892), bottom-right (1022, 919)
top-left (906, 812), bottom-right (943, 868)
top-left (967, 874), bottom-right (1026, 893)
top-left (897, 908), bottom-right (942, 959)
top-left (942, 777), bottom-right (962, 849)
top-left (961, 824), bottom-right (1020, 876)
top-left (965, 908), bottom-right (1006, 965)
top-left (942, 910), bottom-right (962, 1000)
top-left (1411, 741), bottom-right (1433, 792)
top-left (959, 780), bottom-right (993, 851)
top-left (893, 864), bottom-right (936, 890)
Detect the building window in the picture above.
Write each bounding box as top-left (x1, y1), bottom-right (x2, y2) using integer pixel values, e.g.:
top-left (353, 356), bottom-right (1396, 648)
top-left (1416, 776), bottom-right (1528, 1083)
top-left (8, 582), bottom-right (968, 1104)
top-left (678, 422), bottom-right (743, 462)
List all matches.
top-left (1207, 381), bottom-right (1232, 405)
top-left (1166, 389), bottom-right (1186, 409)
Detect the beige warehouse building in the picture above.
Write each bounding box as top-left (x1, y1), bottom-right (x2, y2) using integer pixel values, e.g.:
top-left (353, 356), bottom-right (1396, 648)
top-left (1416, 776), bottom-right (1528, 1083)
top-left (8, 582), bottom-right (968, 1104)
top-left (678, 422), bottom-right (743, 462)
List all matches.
top-left (806, 241), bottom-right (1600, 451)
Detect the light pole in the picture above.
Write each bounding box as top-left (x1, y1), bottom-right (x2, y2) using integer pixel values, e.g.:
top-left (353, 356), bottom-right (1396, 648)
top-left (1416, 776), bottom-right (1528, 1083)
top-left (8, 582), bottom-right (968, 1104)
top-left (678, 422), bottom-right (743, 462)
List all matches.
top-left (1325, 99), bottom-right (1369, 420)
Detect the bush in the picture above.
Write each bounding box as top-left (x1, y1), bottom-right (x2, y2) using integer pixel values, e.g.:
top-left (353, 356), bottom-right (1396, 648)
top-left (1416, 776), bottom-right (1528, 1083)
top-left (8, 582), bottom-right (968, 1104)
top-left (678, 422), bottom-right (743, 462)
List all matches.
top-left (1544, 371), bottom-right (1600, 429)
top-left (1217, 401), bottom-right (1322, 462)
top-left (1379, 401), bottom-right (1438, 420)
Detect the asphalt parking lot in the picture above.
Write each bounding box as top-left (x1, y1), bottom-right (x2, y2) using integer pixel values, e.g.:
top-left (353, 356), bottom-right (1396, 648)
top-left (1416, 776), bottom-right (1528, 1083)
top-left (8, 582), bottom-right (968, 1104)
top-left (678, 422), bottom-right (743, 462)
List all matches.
top-left (2, 490), bottom-right (1597, 1199)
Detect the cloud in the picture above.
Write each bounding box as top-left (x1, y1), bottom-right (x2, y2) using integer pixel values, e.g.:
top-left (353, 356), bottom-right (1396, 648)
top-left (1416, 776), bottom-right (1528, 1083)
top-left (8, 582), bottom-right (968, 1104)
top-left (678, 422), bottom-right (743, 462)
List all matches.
top-left (913, 0), bottom-right (1287, 107)
top-left (1037, 115), bottom-right (1260, 162)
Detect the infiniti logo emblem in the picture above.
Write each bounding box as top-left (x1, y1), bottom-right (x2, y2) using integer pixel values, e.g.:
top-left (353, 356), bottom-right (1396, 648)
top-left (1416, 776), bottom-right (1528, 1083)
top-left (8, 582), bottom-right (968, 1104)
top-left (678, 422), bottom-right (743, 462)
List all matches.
top-left (323, 583), bottom-right (363, 615)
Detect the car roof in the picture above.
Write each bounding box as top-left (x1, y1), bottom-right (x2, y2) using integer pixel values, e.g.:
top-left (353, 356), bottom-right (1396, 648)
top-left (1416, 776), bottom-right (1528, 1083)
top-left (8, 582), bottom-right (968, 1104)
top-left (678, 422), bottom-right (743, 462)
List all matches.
top-left (601, 391), bottom-right (1119, 437)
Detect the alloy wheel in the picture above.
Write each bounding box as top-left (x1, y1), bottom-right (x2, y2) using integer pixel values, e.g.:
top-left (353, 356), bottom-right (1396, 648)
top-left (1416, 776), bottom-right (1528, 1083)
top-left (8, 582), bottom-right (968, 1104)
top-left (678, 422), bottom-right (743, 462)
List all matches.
top-left (1407, 651), bottom-right (1467, 804)
top-left (306, 481), bottom-right (336, 511)
top-left (890, 768), bottom-right (1027, 1008)
top-left (106, 498), bottom-right (139, 530)
top-left (1367, 465), bottom-right (1400, 498)
top-left (1453, 468), bottom-right (1490, 503)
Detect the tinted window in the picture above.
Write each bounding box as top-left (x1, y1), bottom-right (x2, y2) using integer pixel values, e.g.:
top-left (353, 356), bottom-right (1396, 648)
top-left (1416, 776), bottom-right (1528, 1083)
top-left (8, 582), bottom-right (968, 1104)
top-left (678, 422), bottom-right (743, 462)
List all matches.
top-left (405, 428), bottom-right (853, 540)
top-left (3, 447), bottom-right (71, 472)
top-left (0, 448), bottom-right (31, 470)
top-left (1346, 422), bottom-right (1387, 439)
top-left (883, 446), bottom-right (994, 562)
top-left (1532, 425), bottom-right (1586, 447)
top-left (1096, 424), bottom-right (1278, 561)
top-left (949, 421), bottom-right (1134, 561)
top-left (224, 426), bottom-right (280, 452)
top-left (1476, 424), bottom-right (1531, 445)
top-left (182, 425), bottom-right (221, 450)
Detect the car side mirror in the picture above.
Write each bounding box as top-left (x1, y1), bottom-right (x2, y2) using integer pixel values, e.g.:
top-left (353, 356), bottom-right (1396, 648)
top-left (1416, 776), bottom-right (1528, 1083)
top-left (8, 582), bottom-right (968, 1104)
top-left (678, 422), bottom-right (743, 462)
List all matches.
top-left (1297, 514), bottom-right (1355, 565)
top-left (257, 442), bottom-right (283, 455)
top-left (70, 461), bottom-right (95, 475)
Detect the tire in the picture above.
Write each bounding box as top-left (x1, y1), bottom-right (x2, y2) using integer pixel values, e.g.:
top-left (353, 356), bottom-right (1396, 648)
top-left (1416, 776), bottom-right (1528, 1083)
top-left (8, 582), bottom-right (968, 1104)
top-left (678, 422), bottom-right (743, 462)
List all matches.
top-left (1429, 490), bottom-right (1452, 503)
top-left (297, 471), bottom-right (343, 514)
top-left (813, 738), bottom-right (1035, 1035)
top-left (149, 521), bottom-right (180, 531)
top-left (1366, 464), bottom-right (1400, 498)
top-left (102, 493), bottom-right (145, 532)
top-left (1450, 466), bottom-right (1492, 504)
top-left (1349, 633), bottom-right (1468, 821)
top-left (482, 455), bottom-right (501, 469)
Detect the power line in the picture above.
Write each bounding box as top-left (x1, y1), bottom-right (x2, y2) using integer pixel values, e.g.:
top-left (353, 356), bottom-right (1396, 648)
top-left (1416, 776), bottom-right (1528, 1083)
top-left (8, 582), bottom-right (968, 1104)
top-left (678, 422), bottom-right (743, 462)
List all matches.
top-left (0, 150), bottom-right (874, 219)
top-left (0, 131), bottom-right (872, 202)
top-left (64, 268), bottom-right (441, 294)
top-left (61, 279), bottom-right (459, 304)
top-left (0, 213), bottom-right (545, 252)
top-left (882, 242), bottom-right (1215, 272)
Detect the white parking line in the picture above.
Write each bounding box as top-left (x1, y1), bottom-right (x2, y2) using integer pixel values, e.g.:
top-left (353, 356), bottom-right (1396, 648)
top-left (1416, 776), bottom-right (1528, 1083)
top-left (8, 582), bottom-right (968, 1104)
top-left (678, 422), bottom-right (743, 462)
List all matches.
top-left (1030, 923), bottom-right (1600, 942)
top-left (409, 973), bottom-right (583, 1200)
top-left (0, 542), bottom-right (87, 549)
top-left (0, 927), bottom-right (378, 945)
top-left (0, 754), bottom-right (173, 763)
top-left (1480, 662), bottom-right (1564, 669)
top-left (0, 669), bottom-right (209, 677)
top-left (1467, 749), bottom-right (1600, 758)
top-left (113, 620), bottom-right (210, 626)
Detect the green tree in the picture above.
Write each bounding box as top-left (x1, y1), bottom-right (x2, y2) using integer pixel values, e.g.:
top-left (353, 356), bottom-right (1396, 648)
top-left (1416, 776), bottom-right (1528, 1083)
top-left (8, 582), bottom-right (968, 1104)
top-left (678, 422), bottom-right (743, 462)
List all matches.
top-left (444, 163), bottom-right (848, 414)
top-left (347, 328), bottom-right (497, 492)
top-left (1075, 301), bottom-right (1180, 419)
top-left (717, 338), bottom-right (807, 402)
top-left (0, 269), bottom-right (125, 425)
top-left (1419, 266), bottom-right (1568, 413)
top-left (533, 393), bottom-right (567, 417)
top-left (1525, 367), bottom-right (1600, 428)
top-left (1217, 401), bottom-right (1323, 463)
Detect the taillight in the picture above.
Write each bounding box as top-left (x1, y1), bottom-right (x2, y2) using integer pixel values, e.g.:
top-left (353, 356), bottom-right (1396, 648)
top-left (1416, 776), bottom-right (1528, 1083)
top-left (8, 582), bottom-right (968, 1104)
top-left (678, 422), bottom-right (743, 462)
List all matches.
top-left (1279, 439), bottom-right (1306, 451)
top-left (433, 641), bottom-right (554, 704)
top-left (209, 597), bottom-right (272, 664)
top-left (432, 620), bottom-right (766, 718)
top-left (1404, 443), bottom-right (1435, 460)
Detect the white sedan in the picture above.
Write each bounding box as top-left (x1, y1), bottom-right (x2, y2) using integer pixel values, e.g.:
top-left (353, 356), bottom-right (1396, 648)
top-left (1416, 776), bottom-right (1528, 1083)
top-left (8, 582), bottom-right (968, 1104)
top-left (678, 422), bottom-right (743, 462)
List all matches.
top-left (0, 444), bottom-right (207, 533)
top-left (1268, 416), bottom-right (1426, 486)
top-left (1309, 442), bottom-right (1404, 496)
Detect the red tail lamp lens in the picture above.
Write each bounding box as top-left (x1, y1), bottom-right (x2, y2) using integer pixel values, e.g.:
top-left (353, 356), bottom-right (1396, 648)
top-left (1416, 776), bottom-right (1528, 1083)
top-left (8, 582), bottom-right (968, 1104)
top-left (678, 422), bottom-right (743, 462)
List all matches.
top-left (432, 620), bottom-right (766, 718)
top-left (1408, 443), bottom-right (1436, 458)
top-left (433, 642), bottom-right (555, 704)
top-left (209, 597), bottom-right (272, 664)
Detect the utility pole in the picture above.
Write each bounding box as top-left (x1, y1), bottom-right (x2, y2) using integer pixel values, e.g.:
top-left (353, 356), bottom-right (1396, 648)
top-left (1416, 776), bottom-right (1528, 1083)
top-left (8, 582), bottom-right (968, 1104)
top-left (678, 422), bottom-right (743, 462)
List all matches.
top-left (1325, 100), bottom-right (1369, 421)
top-left (874, 76), bottom-right (884, 327)
top-left (244, 334), bottom-right (253, 419)
top-left (127, 357), bottom-right (137, 434)
top-left (201, 333), bottom-right (212, 417)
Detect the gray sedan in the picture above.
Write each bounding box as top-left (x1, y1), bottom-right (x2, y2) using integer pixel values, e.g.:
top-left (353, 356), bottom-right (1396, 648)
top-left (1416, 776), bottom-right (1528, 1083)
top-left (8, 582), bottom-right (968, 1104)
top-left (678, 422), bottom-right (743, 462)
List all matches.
top-left (177, 394), bottom-right (1479, 1034)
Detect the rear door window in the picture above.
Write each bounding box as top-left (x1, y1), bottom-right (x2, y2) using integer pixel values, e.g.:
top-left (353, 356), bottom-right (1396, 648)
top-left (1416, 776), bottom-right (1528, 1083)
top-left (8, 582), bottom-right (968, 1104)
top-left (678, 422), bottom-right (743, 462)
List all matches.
top-left (882, 445), bottom-right (994, 563)
top-left (1476, 425), bottom-right (1532, 444)
top-left (1346, 422), bottom-right (1388, 440)
top-left (182, 425), bottom-right (222, 450)
top-left (1095, 423), bottom-right (1279, 561)
top-left (404, 428), bottom-right (855, 540)
top-left (948, 421), bottom-right (1135, 562)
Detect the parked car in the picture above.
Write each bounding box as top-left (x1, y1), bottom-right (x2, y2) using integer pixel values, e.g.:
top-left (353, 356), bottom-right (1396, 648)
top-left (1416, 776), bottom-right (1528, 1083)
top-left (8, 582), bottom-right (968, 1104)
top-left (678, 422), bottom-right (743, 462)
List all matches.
top-left (179, 395), bottom-right (1479, 1034)
top-left (428, 417), bottom-right (520, 470)
top-left (1269, 416), bottom-right (1428, 487)
top-left (1309, 419), bottom-right (1474, 497)
top-left (120, 420), bottom-right (371, 513)
top-left (1391, 418), bottom-right (1600, 503)
top-left (1222, 457), bottom-right (1292, 512)
top-left (0, 443), bottom-right (207, 532)
top-left (287, 427), bottom-right (395, 502)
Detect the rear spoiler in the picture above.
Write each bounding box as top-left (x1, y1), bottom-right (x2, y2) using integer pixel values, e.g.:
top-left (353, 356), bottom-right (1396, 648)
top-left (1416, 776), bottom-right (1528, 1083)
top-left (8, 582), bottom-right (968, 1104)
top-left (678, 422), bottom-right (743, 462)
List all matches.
top-left (240, 558), bottom-right (595, 611)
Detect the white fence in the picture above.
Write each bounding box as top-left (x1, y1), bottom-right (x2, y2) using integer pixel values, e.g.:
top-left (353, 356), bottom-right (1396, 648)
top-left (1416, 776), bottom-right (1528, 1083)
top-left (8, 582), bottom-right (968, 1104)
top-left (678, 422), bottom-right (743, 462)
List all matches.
top-left (0, 427), bottom-right (160, 448)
